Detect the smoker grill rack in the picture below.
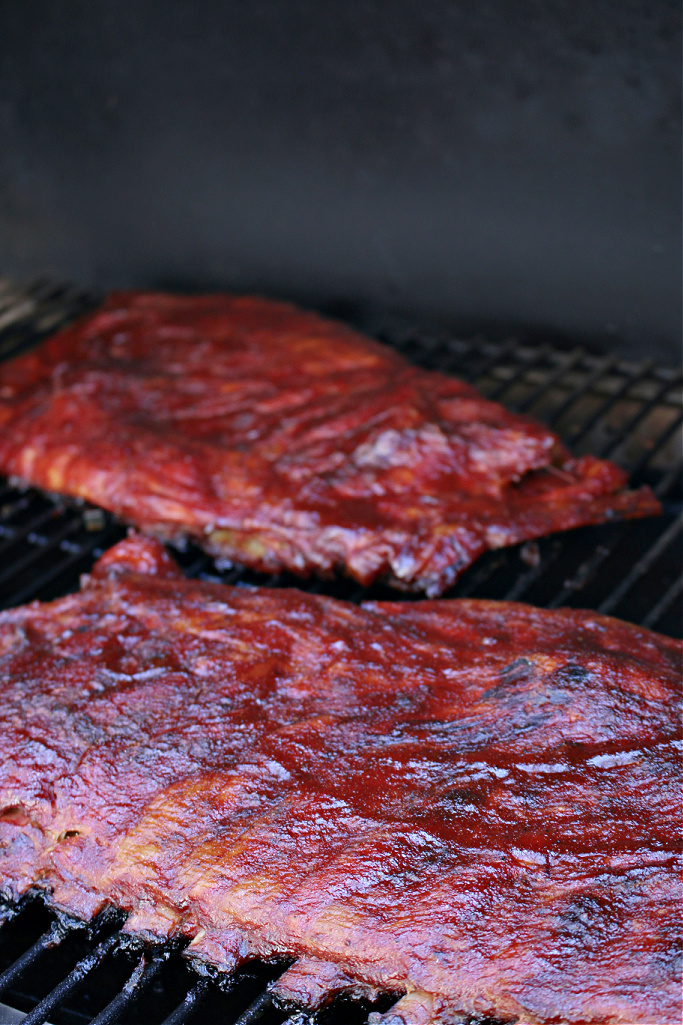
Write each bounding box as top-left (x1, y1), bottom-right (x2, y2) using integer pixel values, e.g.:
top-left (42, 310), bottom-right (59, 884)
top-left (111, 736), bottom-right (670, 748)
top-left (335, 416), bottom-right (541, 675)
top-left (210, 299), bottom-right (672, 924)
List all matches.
top-left (0, 893), bottom-right (397, 1025)
top-left (0, 280), bottom-right (681, 1025)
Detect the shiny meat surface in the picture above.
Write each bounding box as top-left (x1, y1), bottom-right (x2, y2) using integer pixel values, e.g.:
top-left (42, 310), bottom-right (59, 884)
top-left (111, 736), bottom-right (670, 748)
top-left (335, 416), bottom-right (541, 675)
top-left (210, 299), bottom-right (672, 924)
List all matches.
top-left (0, 291), bottom-right (660, 595)
top-left (1, 536), bottom-right (680, 1024)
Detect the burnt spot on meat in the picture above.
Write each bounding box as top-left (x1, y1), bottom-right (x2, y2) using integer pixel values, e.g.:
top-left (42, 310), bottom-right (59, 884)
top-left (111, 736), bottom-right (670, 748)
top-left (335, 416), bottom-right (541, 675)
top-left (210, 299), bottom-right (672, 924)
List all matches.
top-left (555, 662), bottom-right (591, 684)
top-left (556, 892), bottom-right (616, 952)
top-left (501, 657), bottom-right (535, 681)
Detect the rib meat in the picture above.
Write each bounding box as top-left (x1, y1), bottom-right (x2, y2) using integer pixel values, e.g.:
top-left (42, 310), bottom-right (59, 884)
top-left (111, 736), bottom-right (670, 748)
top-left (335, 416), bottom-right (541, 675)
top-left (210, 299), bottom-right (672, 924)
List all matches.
top-left (1, 535), bottom-right (680, 1024)
top-left (0, 292), bottom-right (660, 595)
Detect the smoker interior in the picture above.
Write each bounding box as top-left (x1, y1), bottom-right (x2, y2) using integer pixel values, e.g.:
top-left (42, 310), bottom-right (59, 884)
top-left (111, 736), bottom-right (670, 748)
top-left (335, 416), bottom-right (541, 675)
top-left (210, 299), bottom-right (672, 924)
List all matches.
top-left (0, 279), bottom-right (681, 1025)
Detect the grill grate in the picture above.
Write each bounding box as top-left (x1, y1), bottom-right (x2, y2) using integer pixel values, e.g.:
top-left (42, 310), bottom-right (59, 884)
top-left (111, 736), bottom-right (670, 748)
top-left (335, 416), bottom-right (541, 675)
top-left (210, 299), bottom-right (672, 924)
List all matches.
top-left (0, 279), bottom-right (681, 1025)
top-left (0, 896), bottom-right (392, 1025)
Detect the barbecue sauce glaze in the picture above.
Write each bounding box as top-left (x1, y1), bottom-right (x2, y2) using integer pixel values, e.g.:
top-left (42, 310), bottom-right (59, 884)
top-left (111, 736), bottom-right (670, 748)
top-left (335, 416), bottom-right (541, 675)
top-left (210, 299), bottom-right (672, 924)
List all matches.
top-left (0, 536), bottom-right (680, 1024)
top-left (0, 292), bottom-right (660, 595)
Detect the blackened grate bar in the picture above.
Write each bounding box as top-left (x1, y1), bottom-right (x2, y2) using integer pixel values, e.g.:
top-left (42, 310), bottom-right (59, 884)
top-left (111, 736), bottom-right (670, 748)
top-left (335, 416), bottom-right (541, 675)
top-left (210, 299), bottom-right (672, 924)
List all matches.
top-left (19, 933), bottom-right (123, 1025)
top-left (88, 958), bottom-right (166, 1025)
top-left (158, 980), bottom-right (209, 1025)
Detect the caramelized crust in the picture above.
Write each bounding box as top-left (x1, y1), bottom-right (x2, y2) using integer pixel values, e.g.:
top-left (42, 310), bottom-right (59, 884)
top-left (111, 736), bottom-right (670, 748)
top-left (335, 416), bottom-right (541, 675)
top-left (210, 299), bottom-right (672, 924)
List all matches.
top-left (1, 536), bottom-right (680, 1024)
top-left (0, 292), bottom-right (660, 595)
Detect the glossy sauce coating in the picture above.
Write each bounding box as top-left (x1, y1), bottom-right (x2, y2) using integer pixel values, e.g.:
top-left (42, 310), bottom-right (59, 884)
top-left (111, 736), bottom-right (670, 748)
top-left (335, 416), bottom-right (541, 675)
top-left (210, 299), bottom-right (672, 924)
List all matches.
top-left (0, 292), bottom-right (660, 595)
top-left (1, 537), bottom-right (680, 1024)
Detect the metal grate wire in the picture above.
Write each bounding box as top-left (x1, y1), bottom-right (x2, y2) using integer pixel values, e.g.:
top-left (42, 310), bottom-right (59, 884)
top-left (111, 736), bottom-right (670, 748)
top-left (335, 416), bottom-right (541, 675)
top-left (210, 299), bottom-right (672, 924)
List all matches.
top-left (0, 280), bottom-right (681, 1025)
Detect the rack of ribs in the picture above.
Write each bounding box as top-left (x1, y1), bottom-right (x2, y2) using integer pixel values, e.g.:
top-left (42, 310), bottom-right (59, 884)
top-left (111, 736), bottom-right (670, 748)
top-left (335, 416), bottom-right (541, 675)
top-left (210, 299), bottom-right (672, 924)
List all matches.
top-left (1, 535), bottom-right (680, 1024)
top-left (0, 291), bottom-right (660, 595)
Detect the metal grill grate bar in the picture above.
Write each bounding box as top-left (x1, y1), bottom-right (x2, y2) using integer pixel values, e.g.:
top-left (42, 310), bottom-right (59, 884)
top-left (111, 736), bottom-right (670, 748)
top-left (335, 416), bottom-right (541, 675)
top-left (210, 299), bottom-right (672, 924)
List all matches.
top-left (159, 980), bottom-right (210, 1025)
top-left (458, 336), bottom-right (518, 382)
top-left (597, 513), bottom-right (683, 616)
top-left (503, 540), bottom-right (564, 603)
top-left (0, 504), bottom-right (68, 561)
top-left (546, 537), bottom-right (617, 611)
top-left (631, 411), bottom-right (682, 484)
top-left (0, 522), bottom-right (125, 611)
top-left (21, 932), bottom-right (122, 1025)
top-left (564, 361), bottom-right (653, 448)
top-left (486, 344), bottom-right (551, 402)
top-left (515, 349), bottom-right (585, 413)
top-left (396, 333), bottom-right (518, 381)
top-left (642, 574), bottom-right (683, 630)
top-left (0, 928), bottom-right (66, 999)
top-left (89, 956), bottom-right (166, 1025)
top-left (233, 990), bottom-right (275, 1024)
top-left (0, 281), bottom-right (67, 335)
top-left (0, 281), bottom-right (95, 362)
top-left (599, 373), bottom-right (682, 461)
top-left (654, 461), bottom-right (682, 502)
top-left (543, 355), bottom-right (618, 428)
top-left (432, 337), bottom-right (477, 375)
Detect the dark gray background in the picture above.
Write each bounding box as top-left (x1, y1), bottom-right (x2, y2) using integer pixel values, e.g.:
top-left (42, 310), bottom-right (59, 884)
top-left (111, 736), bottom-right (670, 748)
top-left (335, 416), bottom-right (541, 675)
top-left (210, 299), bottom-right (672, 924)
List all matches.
top-left (0, 0), bottom-right (680, 359)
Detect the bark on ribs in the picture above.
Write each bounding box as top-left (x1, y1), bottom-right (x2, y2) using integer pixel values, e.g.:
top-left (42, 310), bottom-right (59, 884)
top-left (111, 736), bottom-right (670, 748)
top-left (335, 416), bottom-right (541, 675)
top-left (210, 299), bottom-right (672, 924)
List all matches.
top-left (1, 536), bottom-right (680, 1024)
top-left (0, 291), bottom-right (660, 595)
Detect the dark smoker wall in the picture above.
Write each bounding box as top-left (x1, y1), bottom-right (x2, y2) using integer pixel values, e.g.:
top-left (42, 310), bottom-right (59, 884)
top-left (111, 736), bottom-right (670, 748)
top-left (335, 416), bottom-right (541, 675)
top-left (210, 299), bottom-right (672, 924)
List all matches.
top-left (0, 0), bottom-right (680, 359)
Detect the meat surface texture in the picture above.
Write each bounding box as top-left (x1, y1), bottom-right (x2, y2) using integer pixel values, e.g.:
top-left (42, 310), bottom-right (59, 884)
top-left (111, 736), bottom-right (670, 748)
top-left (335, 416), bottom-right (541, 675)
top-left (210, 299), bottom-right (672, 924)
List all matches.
top-left (0, 291), bottom-right (660, 595)
top-left (1, 536), bottom-right (680, 1024)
